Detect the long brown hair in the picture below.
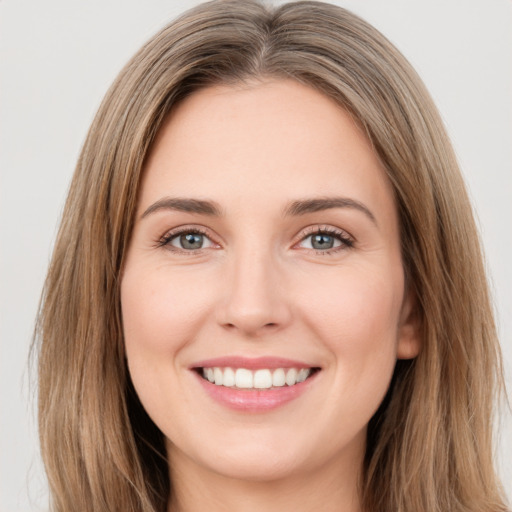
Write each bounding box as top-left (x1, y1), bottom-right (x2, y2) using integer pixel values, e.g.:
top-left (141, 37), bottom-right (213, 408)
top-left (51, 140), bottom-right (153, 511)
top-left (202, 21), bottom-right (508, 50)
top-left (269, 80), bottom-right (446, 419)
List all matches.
top-left (35, 1), bottom-right (508, 511)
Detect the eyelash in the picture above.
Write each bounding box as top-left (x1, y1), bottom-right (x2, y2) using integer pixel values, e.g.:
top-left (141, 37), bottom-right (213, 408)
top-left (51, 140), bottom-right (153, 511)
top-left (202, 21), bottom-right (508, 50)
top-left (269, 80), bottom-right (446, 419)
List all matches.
top-left (157, 225), bottom-right (354, 255)
top-left (157, 226), bottom-right (213, 254)
top-left (296, 225), bottom-right (354, 254)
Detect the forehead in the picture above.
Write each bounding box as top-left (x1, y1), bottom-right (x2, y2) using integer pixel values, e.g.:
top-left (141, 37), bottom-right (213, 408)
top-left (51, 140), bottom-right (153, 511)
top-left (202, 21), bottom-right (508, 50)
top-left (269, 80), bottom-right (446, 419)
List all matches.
top-left (140, 79), bottom-right (395, 219)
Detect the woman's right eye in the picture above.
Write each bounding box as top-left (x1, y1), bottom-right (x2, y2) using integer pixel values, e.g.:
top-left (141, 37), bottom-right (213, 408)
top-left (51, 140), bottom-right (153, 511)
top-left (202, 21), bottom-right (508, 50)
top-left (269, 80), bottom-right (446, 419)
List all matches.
top-left (161, 230), bottom-right (216, 251)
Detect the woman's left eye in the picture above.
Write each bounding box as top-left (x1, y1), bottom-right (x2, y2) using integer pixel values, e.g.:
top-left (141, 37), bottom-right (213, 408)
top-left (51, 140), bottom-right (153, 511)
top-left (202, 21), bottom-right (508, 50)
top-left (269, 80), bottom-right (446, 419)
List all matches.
top-left (297, 229), bottom-right (353, 252)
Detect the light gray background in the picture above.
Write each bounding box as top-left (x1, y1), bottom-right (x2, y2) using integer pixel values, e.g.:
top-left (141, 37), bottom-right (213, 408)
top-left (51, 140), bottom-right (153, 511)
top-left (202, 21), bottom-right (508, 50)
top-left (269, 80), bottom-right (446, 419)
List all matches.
top-left (1, 0), bottom-right (510, 510)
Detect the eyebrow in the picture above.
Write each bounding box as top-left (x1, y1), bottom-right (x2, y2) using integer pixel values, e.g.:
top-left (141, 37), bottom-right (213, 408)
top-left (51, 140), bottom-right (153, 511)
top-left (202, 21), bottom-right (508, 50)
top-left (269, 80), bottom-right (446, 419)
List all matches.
top-left (283, 197), bottom-right (377, 225)
top-left (140, 197), bottom-right (223, 219)
top-left (140, 195), bottom-right (376, 225)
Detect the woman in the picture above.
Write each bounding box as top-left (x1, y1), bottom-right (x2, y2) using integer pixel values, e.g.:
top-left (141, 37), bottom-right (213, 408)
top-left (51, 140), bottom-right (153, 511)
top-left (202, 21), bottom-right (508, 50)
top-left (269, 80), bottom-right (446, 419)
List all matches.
top-left (34, 1), bottom-right (509, 511)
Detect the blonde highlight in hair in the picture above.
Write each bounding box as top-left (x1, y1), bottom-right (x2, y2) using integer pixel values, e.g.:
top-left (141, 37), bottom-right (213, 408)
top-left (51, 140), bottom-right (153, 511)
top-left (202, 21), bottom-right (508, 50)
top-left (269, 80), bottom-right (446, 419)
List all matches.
top-left (35, 1), bottom-right (508, 511)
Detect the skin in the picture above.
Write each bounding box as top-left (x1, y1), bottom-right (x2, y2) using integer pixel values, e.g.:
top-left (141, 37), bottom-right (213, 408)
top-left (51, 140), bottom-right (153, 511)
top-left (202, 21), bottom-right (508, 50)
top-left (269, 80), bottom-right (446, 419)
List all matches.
top-left (121, 79), bottom-right (420, 512)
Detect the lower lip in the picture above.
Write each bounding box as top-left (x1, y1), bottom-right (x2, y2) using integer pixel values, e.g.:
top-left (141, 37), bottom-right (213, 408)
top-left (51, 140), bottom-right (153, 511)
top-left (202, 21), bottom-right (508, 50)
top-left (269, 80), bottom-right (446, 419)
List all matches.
top-left (194, 371), bottom-right (319, 412)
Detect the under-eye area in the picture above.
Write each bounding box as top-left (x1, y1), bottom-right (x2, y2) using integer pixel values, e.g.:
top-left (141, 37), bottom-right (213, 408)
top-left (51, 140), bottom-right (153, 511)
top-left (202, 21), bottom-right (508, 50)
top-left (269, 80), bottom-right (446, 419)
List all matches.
top-left (195, 367), bottom-right (322, 389)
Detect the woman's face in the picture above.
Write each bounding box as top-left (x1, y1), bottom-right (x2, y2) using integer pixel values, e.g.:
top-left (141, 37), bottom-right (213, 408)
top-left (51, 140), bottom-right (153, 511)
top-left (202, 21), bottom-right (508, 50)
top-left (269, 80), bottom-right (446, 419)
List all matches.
top-left (121, 80), bottom-right (419, 483)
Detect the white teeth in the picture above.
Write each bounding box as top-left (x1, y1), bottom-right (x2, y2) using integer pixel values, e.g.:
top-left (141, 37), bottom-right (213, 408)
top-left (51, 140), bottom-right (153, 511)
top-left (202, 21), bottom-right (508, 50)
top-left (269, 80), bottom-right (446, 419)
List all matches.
top-left (272, 368), bottom-right (286, 387)
top-left (254, 369), bottom-right (272, 389)
top-left (235, 368), bottom-right (253, 388)
top-left (214, 367), bottom-right (223, 385)
top-left (223, 367), bottom-right (235, 387)
top-left (201, 367), bottom-right (314, 389)
top-left (285, 368), bottom-right (298, 386)
top-left (296, 368), bottom-right (309, 383)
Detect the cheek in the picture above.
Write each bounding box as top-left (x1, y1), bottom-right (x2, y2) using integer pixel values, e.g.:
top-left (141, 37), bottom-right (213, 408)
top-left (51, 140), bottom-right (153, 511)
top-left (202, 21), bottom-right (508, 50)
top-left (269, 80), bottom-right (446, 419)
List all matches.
top-left (120, 264), bottom-right (215, 418)
top-left (120, 264), bottom-right (217, 425)
top-left (121, 265), bottom-right (212, 357)
top-left (300, 265), bottom-right (404, 381)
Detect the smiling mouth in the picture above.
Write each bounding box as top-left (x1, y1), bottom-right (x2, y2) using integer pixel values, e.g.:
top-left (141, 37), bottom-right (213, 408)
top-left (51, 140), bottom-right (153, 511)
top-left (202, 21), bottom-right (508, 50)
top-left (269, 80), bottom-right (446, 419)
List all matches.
top-left (196, 367), bottom-right (321, 389)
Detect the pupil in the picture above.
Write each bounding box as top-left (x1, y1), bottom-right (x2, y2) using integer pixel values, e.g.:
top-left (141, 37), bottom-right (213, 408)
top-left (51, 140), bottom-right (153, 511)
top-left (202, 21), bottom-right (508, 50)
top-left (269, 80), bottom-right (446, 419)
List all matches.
top-left (312, 234), bottom-right (334, 250)
top-left (181, 233), bottom-right (203, 249)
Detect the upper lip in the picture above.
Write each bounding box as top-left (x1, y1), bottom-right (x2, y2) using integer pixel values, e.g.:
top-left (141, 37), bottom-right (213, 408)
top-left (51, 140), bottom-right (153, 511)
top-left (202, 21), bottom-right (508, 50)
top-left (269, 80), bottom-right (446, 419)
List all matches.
top-left (190, 356), bottom-right (320, 370)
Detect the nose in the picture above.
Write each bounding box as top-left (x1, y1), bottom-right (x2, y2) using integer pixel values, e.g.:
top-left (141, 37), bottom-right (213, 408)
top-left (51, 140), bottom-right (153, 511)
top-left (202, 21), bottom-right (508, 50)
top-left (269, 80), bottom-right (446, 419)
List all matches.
top-left (216, 248), bottom-right (292, 338)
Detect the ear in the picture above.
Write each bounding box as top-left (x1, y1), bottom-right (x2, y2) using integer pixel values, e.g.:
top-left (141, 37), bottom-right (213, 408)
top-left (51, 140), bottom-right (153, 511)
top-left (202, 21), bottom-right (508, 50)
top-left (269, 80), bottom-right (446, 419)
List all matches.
top-left (396, 289), bottom-right (421, 360)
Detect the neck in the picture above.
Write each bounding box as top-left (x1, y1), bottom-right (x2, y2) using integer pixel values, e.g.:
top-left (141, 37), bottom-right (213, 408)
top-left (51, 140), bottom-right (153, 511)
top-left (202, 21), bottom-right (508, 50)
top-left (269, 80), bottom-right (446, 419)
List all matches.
top-left (167, 446), bottom-right (363, 512)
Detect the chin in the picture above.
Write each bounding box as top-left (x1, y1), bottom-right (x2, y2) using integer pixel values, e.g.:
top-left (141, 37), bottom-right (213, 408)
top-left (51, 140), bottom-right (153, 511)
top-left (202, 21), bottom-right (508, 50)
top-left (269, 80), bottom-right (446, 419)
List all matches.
top-left (167, 430), bottom-right (316, 483)
top-left (204, 451), bottom-right (307, 482)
